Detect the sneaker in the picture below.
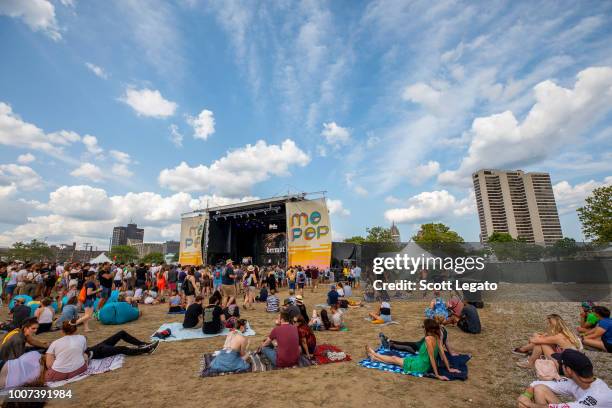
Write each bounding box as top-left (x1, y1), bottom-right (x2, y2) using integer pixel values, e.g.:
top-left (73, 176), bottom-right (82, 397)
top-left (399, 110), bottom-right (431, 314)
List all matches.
top-left (146, 341), bottom-right (159, 355)
top-left (379, 332), bottom-right (390, 349)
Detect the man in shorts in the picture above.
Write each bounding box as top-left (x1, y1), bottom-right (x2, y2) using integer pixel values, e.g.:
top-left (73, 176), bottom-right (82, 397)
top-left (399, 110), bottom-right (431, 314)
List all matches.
top-left (221, 259), bottom-right (236, 307)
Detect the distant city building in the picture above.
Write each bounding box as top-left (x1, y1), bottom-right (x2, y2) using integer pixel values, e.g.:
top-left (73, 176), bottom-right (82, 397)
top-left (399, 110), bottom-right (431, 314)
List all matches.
top-left (111, 223), bottom-right (144, 247)
top-left (49, 242), bottom-right (106, 263)
top-left (473, 169), bottom-right (562, 245)
top-left (130, 242), bottom-right (163, 259)
top-left (163, 240), bottom-right (180, 255)
top-left (390, 222), bottom-right (401, 243)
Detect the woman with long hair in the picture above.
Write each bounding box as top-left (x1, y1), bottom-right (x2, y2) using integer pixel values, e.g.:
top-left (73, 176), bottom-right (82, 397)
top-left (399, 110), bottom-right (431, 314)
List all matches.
top-left (515, 314), bottom-right (582, 368)
top-left (183, 267), bottom-right (198, 307)
top-left (365, 319), bottom-right (460, 380)
top-left (243, 265), bottom-right (258, 310)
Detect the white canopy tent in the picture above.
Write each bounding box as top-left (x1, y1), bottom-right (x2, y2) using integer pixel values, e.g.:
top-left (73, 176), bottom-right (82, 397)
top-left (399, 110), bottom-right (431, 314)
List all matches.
top-left (90, 252), bottom-right (112, 264)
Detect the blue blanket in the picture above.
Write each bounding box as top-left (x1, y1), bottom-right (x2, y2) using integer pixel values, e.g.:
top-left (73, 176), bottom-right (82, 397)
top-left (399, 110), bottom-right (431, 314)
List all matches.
top-left (359, 346), bottom-right (469, 380)
top-left (151, 322), bottom-right (256, 342)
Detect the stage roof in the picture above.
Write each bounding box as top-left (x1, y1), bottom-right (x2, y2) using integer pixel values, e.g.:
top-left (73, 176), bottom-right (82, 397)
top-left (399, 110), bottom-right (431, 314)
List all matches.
top-left (181, 193), bottom-right (308, 218)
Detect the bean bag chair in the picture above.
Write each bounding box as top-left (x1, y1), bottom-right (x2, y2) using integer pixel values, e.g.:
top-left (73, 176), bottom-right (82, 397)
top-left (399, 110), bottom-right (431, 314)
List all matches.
top-left (98, 302), bottom-right (139, 325)
top-left (93, 290), bottom-right (120, 311)
top-left (9, 295), bottom-right (33, 310)
top-left (27, 301), bottom-right (40, 316)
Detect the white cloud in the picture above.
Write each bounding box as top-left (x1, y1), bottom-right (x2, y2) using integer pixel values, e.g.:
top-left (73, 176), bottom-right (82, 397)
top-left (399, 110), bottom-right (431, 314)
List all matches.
top-left (70, 163), bottom-right (105, 183)
top-left (186, 109), bottom-right (215, 140)
top-left (111, 163), bottom-right (133, 178)
top-left (331, 229), bottom-right (345, 241)
top-left (17, 153), bottom-right (35, 164)
top-left (316, 145), bottom-right (327, 157)
top-left (0, 102), bottom-right (81, 156)
top-left (0, 0), bottom-right (61, 40)
top-left (0, 164), bottom-right (43, 190)
top-left (384, 195), bottom-right (401, 205)
top-left (321, 122), bottom-right (350, 147)
top-left (169, 124), bottom-right (183, 147)
top-left (385, 190), bottom-right (474, 224)
top-left (409, 161), bottom-right (440, 185)
top-left (402, 82), bottom-right (442, 109)
top-left (84, 62), bottom-right (108, 79)
top-left (439, 66), bottom-right (612, 186)
top-left (0, 183), bottom-right (17, 199)
top-left (366, 136), bottom-right (380, 148)
top-left (159, 139), bottom-right (310, 196)
top-left (553, 176), bottom-right (612, 215)
top-left (109, 150), bottom-right (130, 164)
top-left (326, 199), bottom-right (350, 217)
top-left (120, 87), bottom-right (177, 118)
top-left (354, 186), bottom-right (368, 197)
top-left (0, 184), bottom-right (258, 246)
top-left (82, 135), bottom-right (103, 155)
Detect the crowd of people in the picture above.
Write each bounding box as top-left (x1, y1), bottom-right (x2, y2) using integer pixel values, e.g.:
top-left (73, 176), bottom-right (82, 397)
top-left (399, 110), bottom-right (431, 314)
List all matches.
top-left (0, 259), bottom-right (610, 405)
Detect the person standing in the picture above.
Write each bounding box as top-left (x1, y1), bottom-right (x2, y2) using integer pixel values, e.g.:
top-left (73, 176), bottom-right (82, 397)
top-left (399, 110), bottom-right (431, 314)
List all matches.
top-left (221, 260), bottom-right (236, 308)
top-left (97, 263), bottom-right (114, 311)
top-left (83, 271), bottom-right (100, 332)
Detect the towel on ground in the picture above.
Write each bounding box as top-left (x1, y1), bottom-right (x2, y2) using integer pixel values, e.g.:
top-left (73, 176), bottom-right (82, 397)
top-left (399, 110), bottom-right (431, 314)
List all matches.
top-left (359, 346), bottom-right (469, 380)
top-left (46, 355), bottom-right (125, 388)
top-left (152, 321), bottom-right (255, 342)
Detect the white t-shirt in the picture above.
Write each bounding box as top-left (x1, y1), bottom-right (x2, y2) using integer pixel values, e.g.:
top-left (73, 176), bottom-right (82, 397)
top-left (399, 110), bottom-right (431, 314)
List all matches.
top-left (46, 335), bottom-right (87, 373)
top-left (7, 271), bottom-right (18, 285)
top-left (37, 306), bottom-right (54, 324)
top-left (331, 310), bottom-right (343, 327)
top-left (114, 268), bottom-right (123, 281)
top-left (530, 378), bottom-right (612, 407)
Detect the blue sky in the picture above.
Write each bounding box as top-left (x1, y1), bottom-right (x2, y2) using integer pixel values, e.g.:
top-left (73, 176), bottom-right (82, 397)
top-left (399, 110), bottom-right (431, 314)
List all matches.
top-left (0, 0), bottom-right (611, 249)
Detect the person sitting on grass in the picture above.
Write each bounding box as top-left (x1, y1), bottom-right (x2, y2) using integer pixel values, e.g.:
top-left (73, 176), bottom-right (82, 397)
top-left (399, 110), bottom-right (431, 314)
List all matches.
top-left (208, 319), bottom-right (251, 374)
top-left (3, 298), bottom-right (31, 331)
top-left (203, 293), bottom-right (225, 335)
top-left (294, 315), bottom-right (316, 359)
top-left (0, 318), bottom-right (48, 361)
top-left (258, 311), bottom-right (300, 368)
top-left (255, 286), bottom-right (268, 302)
top-left (266, 289), bottom-right (280, 313)
top-left (368, 301), bottom-right (392, 324)
top-left (329, 303), bottom-right (344, 331)
top-left (168, 289), bottom-right (184, 313)
top-left (578, 301), bottom-right (599, 333)
top-left (580, 306), bottom-right (612, 353)
top-left (514, 314), bottom-right (582, 368)
top-left (327, 284), bottom-right (339, 306)
top-left (183, 295), bottom-right (203, 329)
top-left (517, 349), bottom-right (611, 408)
top-left (365, 319), bottom-right (460, 381)
top-left (35, 297), bottom-right (55, 334)
top-left (309, 309), bottom-right (332, 331)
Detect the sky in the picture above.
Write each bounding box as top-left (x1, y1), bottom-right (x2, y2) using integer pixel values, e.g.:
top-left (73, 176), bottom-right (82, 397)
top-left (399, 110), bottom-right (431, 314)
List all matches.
top-left (0, 0), bottom-right (611, 249)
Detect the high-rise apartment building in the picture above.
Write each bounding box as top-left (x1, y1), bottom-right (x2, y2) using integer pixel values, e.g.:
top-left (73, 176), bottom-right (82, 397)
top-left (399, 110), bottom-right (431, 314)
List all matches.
top-left (473, 169), bottom-right (562, 245)
top-left (111, 223), bottom-right (144, 247)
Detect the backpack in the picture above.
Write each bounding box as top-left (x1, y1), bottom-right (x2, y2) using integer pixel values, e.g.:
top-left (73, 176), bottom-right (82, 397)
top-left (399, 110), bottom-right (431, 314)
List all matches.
top-left (535, 358), bottom-right (560, 381)
top-left (78, 286), bottom-right (86, 303)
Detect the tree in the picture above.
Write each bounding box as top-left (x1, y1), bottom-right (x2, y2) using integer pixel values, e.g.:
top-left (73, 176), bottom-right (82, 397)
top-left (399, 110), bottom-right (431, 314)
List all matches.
top-left (487, 232), bottom-right (514, 243)
top-left (7, 239), bottom-right (53, 262)
top-left (110, 245), bottom-right (138, 264)
top-left (548, 237), bottom-right (579, 260)
top-left (578, 185), bottom-right (612, 243)
top-left (412, 223), bottom-right (464, 244)
top-left (141, 252), bottom-right (165, 264)
top-left (344, 236), bottom-right (366, 244)
top-left (365, 226), bottom-right (395, 242)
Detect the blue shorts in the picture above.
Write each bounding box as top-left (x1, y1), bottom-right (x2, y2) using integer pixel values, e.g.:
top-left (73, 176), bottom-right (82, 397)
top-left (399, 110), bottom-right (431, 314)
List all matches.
top-left (289, 282), bottom-right (296, 290)
top-left (5, 284), bottom-right (16, 295)
top-left (84, 299), bottom-right (95, 308)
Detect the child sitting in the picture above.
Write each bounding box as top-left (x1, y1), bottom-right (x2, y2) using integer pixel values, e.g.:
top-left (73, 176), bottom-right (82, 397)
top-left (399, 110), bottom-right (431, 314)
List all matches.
top-left (266, 289), bottom-right (280, 313)
top-left (168, 290), bottom-right (184, 313)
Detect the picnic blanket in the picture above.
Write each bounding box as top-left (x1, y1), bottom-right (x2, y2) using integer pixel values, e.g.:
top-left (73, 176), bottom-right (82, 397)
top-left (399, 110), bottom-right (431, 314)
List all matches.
top-left (152, 322), bottom-right (256, 342)
top-left (359, 346), bottom-right (469, 380)
top-left (200, 344), bottom-right (350, 377)
top-left (46, 355), bottom-right (125, 388)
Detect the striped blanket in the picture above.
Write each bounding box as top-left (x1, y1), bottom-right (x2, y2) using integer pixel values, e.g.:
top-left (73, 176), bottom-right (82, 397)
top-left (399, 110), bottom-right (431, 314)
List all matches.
top-left (201, 344), bottom-right (350, 377)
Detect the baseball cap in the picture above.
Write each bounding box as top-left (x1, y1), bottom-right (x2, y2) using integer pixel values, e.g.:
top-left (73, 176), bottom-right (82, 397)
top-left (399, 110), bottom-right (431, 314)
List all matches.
top-left (551, 349), bottom-right (593, 377)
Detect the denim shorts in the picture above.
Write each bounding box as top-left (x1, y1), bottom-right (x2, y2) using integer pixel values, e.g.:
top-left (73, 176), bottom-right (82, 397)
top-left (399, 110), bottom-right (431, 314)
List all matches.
top-left (84, 298), bottom-right (95, 308)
